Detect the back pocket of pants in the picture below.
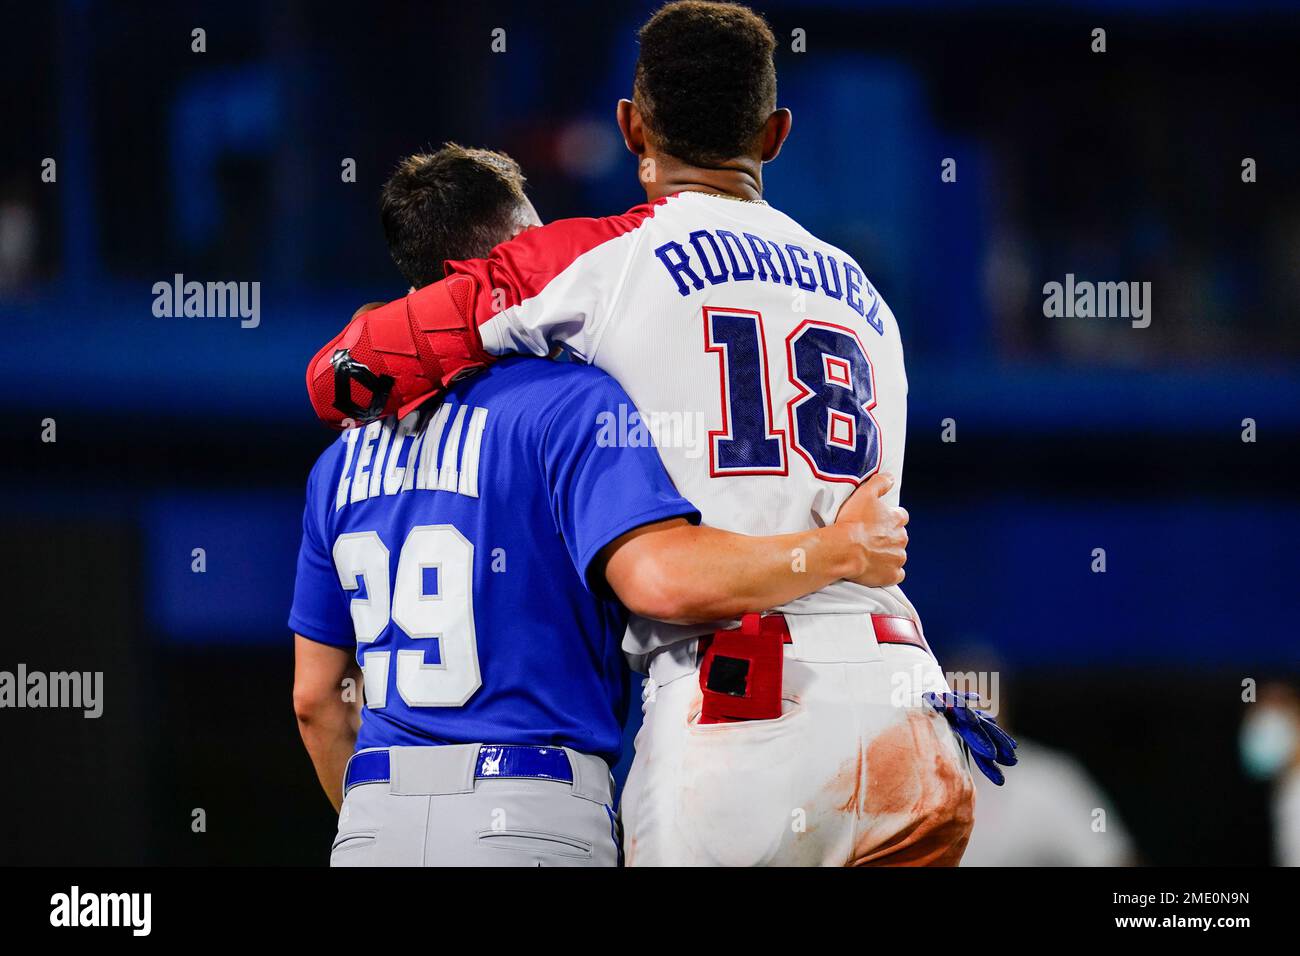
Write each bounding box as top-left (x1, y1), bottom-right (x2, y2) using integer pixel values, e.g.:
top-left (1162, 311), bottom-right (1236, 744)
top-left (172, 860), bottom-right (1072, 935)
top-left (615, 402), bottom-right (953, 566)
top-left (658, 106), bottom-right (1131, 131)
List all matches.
top-left (477, 828), bottom-right (593, 861)
top-left (330, 828), bottom-right (378, 866)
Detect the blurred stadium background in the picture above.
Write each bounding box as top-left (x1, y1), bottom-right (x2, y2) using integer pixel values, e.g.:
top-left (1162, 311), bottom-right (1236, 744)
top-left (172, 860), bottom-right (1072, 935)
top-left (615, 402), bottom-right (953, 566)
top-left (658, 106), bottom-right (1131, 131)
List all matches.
top-left (1, 0), bottom-right (1297, 865)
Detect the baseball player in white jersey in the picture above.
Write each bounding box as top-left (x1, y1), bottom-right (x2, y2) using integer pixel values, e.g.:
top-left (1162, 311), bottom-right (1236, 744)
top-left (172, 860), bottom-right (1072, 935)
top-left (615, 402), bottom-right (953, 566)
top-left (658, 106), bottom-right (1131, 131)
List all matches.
top-left (304, 0), bottom-right (1016, 865)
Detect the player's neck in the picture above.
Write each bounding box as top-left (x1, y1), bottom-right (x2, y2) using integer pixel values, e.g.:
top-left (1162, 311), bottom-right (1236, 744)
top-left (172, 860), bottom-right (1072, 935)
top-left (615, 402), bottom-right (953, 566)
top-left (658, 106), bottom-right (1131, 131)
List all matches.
top-left (641, 153), bottom-right (764, 203)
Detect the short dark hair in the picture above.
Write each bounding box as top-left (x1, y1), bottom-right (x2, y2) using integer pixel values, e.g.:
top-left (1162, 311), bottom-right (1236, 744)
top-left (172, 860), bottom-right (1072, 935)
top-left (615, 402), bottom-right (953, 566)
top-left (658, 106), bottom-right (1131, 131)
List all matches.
top-left (633, 1), bottom-right (777, 167)
top-left (380, 144), bottom-right (529, 289)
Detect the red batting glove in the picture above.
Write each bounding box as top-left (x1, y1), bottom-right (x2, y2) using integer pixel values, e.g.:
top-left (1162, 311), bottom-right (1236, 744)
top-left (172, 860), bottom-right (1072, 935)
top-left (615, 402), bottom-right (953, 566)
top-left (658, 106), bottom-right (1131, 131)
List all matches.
top-left (305, 274), bottom-right (494, 429)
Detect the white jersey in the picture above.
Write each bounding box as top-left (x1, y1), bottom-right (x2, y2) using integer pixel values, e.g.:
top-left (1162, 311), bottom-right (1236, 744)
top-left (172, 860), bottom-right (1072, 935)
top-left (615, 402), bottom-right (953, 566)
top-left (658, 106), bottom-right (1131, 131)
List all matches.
top-left (452, 190), bottom-right (915, 658)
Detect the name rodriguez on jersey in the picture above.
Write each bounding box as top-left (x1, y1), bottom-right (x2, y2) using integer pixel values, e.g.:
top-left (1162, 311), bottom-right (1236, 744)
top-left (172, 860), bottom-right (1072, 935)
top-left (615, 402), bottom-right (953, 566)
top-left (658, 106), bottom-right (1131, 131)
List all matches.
top-left (651, 225), bottom-right (886, 335)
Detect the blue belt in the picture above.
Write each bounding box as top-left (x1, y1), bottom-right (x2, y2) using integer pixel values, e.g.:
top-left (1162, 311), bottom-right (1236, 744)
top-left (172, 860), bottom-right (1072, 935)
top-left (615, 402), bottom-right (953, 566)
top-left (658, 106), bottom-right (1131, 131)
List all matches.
top-left (344, 745), bottom-right (574, 792)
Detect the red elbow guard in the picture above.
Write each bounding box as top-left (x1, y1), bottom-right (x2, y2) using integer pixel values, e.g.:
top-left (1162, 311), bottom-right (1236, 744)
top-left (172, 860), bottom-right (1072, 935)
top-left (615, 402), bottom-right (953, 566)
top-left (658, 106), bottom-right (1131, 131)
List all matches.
top-left (306, 274), bottom-right (493, 429)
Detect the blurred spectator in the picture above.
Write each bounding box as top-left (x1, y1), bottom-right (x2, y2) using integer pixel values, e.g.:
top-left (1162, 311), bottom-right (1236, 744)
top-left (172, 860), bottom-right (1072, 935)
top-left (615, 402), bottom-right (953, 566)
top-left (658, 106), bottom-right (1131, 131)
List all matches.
top-left (1240, 683), bottom-right (1300, 867)
top-left (961, 737), bottom-right (1136, 867)
top-left (0, 181), bottom-right (37, 292)
top-left (948, 660), bottom-right (1135, 866)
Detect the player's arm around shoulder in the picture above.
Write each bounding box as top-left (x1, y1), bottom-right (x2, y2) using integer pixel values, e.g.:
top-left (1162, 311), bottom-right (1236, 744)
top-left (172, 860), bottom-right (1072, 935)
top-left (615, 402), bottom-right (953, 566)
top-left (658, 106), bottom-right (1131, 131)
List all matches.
top-left (597, 472), bottom-right (909, 625)
top-left (306, 205), bottom-right (659, 429)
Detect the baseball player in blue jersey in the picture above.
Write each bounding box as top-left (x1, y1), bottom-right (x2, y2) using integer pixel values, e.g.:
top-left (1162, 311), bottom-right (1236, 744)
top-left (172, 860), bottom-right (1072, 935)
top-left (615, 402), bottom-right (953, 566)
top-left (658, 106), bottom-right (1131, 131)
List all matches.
top-left (289, 146), bottom-right (910, 866)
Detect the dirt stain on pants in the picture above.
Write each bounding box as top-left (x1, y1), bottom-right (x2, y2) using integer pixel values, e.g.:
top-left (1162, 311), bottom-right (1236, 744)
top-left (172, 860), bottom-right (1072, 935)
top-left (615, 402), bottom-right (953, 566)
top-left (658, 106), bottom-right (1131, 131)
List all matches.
top-left (851, 709), bottom-right (975, 866)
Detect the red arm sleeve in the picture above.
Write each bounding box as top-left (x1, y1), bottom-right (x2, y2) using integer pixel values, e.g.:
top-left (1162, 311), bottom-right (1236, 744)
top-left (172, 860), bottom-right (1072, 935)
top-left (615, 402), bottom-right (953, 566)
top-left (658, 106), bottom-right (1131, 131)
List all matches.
top-left (305, 202), bottom-right (666, 429)
top-left (305, 273), bottom-right (494, 429)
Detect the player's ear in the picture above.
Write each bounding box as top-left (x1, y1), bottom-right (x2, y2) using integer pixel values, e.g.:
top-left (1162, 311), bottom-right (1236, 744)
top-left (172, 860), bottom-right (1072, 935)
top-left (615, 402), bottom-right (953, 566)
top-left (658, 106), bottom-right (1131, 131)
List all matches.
top-left (759, 108), bottom-right (792, 163)
top-left (353, 301), bottom-right (388, 320)
top-left (617, 99), bottom-right (646, 156)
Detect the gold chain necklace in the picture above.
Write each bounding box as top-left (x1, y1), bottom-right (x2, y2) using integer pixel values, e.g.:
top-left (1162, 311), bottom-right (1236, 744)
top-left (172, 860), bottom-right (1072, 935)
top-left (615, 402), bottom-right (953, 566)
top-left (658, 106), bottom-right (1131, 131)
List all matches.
top-left (688, 189), bottom-right (768, 206)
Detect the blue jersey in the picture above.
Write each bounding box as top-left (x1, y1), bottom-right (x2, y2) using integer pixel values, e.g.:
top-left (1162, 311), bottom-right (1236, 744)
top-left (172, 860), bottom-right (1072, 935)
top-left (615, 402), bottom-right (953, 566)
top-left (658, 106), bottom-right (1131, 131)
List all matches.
top-left (289, 356), bottom-right (698, 764)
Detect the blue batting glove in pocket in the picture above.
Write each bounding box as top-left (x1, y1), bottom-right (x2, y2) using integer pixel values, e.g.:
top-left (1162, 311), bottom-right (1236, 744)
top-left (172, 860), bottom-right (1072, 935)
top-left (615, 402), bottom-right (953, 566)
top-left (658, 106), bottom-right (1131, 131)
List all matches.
top-left (923, 691), bottom-right (1019, 786)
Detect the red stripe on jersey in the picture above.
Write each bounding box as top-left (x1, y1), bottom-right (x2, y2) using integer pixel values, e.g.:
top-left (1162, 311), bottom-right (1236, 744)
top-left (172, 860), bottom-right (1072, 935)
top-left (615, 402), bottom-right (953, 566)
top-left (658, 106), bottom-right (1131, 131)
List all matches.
top-left (443, 198), bottom-right (669, 328)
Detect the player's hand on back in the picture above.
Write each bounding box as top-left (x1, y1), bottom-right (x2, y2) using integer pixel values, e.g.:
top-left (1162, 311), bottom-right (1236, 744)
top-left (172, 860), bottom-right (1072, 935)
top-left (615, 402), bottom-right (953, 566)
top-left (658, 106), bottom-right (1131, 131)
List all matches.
top-left (834, 472), bottom-right (909, 587)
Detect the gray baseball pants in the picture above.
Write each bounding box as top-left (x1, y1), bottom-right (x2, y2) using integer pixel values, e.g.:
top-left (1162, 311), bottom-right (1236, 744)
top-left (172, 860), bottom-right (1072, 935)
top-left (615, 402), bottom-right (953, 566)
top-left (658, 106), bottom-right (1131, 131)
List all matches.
top-left (330, 744), bottom-right (620, 867)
